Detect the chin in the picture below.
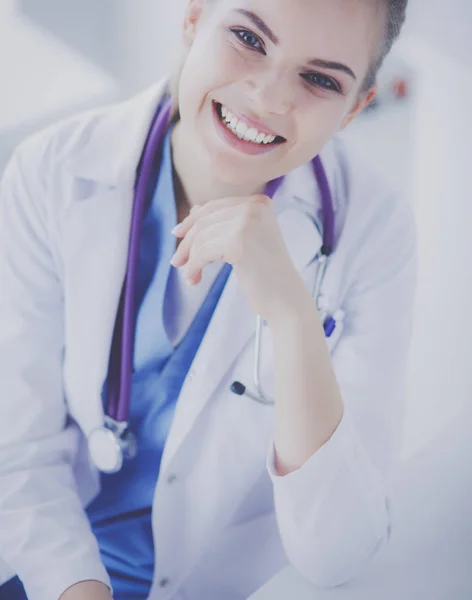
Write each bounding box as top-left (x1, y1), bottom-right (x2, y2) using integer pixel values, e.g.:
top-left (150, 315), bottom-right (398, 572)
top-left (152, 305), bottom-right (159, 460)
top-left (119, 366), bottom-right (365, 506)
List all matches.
top-left (200, 129), bottom-right (291, 188)
top-left (206, 146), bottom-right (267, 186)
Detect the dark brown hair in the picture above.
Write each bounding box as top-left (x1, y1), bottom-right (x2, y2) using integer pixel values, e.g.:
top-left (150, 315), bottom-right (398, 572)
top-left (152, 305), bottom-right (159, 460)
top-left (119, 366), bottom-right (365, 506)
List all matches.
top-left (362, 0), bottom-right (409, 91)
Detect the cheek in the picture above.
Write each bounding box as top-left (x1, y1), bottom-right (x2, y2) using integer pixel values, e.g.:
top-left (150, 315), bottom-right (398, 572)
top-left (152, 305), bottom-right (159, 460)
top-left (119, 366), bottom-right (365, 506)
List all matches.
top-left (298, 98), bottom-right (348, 140)
top-left (180, 34), bottom-right (262, 107)
top-left (216, 41), bottom-right (264, 82)
top-left (282, 102), bottom-right (348, 169)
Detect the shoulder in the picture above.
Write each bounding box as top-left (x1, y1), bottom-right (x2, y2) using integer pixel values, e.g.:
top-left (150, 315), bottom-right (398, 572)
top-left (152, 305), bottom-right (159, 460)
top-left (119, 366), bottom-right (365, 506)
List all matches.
top-left (0, 106), bottom-right (112, 258)
top-left (286, 135), bottom-right (415, 241)
top-left (328, 135), bottom-right (414, 229)
top-left (285, 136), bottom-right (417, 294)
top-left (5, 102), bottom-right (118, 180)
top-left (321, 136), bottom-right (417, 265)
top-left (1, 108), bottom-right (111, 210)
top-left (326, 137), bottom-right (417, 302)
top-left (4, 79), bottom-right (166, 189)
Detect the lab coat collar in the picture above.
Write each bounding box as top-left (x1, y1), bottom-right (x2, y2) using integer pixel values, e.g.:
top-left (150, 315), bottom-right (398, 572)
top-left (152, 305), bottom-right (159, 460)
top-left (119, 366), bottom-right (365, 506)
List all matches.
top-left (282, 141), bottom-right (341, 215)
top-left (67, 78), bottom-right (340, 214)
top-left (67, 80), bottom-right (168, 187)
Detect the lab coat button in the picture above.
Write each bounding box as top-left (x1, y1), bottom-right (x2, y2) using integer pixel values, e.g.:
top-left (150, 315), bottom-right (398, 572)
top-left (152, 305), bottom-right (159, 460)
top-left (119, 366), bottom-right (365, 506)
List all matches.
top-left (167, 473), bottom-right (178, 484)
top-left (159, 577), bottom-right (171, 588)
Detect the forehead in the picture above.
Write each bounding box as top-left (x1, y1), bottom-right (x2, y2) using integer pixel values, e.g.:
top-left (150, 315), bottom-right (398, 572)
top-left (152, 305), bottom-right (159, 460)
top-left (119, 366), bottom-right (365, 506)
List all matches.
top-left (211, 0), bottom-right (381, 75)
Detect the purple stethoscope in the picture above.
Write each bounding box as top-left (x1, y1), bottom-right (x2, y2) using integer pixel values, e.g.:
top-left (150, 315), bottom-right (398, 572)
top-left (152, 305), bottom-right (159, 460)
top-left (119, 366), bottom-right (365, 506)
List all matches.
top-left (88, 97), bottom-right (337, 474)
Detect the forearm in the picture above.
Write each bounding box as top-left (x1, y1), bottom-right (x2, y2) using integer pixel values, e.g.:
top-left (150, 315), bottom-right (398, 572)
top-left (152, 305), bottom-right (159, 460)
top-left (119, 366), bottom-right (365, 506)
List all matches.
top-left (269, 287), bottom-right (344, 476)
top-left (60, 581), bottom-right (112, 600)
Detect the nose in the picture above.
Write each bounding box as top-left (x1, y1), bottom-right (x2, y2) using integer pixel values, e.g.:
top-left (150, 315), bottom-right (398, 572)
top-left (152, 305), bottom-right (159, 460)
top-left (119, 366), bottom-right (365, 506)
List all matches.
top-left (245, 70), bottom-right (294, 116)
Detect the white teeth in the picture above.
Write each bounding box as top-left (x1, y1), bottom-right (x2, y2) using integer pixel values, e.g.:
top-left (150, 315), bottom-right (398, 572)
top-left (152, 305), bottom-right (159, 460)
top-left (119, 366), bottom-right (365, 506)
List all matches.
top-left (218, 104), bottom-right (279, 145)
top-left (244, 128), bottom-right (258, 142)
top-left (236, 121), bottom-right (248, 139)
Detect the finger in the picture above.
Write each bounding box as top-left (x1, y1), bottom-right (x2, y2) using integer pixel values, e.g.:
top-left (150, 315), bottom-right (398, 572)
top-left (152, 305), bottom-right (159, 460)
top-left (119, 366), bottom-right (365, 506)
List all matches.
top-left (185, 237), bottom-right (225, 284)
top-left (170, 219), bottom-right (205, 267)
top-left (170, 205), bottom-right (242, 267)
top-left (172, 196), bottom-right (260, 238)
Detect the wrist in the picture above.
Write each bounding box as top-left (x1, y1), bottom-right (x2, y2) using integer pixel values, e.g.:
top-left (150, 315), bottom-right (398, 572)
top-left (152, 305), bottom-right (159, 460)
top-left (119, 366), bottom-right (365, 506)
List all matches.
top-left (267, 282), bottom-right (319, 334)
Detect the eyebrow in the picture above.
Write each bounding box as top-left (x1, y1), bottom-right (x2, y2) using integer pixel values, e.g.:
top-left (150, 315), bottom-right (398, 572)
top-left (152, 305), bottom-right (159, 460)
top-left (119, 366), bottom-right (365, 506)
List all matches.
top-left (234, 9), bottom-right (279, 44)
top-left (308, 59), bottom-right (357, 81)
top-left (233, 9), bottom-right (357, 81)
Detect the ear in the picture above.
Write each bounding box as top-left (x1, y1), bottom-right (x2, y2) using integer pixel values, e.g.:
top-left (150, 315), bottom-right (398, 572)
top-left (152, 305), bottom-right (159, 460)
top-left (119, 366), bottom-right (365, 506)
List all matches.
top-left (183, 0), bottom-right (206, 47)
top-left (339, 85), bottom-right (377, 131)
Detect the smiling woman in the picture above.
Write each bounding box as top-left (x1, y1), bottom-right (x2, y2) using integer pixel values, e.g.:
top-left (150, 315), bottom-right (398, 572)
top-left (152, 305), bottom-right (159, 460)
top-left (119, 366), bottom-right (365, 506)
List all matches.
top-left (0, 1), bottom-right (416, 600)
top-left (170, 0), bottom-right (407, 199)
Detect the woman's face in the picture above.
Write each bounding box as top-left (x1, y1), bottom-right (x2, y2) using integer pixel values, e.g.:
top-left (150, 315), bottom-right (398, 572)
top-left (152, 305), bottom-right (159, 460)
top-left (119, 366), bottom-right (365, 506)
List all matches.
top-left (177, 0), bottom-right (381, 186)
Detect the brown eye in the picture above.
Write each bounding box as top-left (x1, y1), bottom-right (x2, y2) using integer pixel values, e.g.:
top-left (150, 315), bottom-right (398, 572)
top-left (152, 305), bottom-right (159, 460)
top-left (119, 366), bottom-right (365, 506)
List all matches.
top-left (301, 72), bottom-right (341, 93)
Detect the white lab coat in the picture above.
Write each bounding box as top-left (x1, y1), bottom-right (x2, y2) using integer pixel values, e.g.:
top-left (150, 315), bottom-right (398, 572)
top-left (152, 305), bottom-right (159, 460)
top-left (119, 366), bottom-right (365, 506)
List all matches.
top-left (0, 80), bottom-right (417, 600)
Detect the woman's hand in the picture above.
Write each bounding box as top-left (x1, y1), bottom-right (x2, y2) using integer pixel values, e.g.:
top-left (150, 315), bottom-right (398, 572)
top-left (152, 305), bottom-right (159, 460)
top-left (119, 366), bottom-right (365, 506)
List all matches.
top-left (59, 581), bottom-right (113, 600)
top-left (170, 195), bottom-right (309, 326)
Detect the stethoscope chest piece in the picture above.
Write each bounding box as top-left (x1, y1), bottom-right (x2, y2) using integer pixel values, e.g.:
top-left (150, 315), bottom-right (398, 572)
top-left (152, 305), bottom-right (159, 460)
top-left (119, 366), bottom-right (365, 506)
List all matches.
top-left (88, 418), bottom-right (137, 474)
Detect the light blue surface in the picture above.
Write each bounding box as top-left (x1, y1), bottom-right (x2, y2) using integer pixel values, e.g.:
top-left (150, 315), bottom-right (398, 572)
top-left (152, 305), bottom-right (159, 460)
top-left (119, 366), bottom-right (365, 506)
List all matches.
top-left (86, 124), bottom-right (232, 599)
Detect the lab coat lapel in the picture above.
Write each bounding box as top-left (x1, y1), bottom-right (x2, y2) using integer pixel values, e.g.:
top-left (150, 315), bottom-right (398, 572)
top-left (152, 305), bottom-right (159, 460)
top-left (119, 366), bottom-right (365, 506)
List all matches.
top-left (62, 184), bottom-right (134, 435)
top-left (64, 81), bottom-right (169, 435)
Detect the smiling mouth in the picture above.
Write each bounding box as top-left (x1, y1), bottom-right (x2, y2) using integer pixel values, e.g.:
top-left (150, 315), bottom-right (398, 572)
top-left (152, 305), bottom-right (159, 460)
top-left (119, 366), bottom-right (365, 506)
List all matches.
top-left (213, 101), bottom-right (286, 146)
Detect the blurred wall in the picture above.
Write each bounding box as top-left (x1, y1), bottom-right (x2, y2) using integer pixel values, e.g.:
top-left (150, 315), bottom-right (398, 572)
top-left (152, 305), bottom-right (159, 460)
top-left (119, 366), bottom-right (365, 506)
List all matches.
top-left (18, 0), bottom-right (120, 74)
top-left (404, 0), bottom-right (472, 69)
top-left (395, 35), bottom-right (472, 459)
top-left (0, 0), bottom-right (187, 173)
top-left (118, 0), bottom-right (187, 96)
top-left (18, 0), bottom-right (187, 97)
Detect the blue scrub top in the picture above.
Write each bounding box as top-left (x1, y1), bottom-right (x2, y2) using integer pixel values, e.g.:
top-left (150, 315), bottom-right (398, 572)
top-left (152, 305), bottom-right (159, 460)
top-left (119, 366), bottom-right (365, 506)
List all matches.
top-left (86, 124), bottom-right (232, 599)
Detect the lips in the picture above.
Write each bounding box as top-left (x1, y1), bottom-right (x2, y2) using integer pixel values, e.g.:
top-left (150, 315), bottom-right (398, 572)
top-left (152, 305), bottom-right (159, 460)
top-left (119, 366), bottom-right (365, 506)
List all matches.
top-left (213, 101), bottom-right (286, 147)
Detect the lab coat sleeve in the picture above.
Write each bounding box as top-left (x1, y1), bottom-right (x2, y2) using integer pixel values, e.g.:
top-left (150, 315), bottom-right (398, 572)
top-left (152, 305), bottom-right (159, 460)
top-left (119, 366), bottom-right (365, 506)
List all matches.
top-left (266, 191), bottom-right (417, 588)
top-left (0, 138), bottom-right (111, 599)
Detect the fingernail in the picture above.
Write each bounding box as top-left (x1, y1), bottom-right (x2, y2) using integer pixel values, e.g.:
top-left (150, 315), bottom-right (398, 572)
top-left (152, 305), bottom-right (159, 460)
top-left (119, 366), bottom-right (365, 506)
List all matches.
top-left (171, 224), bottom-right (182, 235)
top-left (170, 251), bottom-right (182, 266)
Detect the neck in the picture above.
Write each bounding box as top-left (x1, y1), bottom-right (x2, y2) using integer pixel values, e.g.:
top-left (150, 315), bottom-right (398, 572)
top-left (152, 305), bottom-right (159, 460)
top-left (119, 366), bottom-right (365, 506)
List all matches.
top-left (170, 119), bottom-right (265, 214)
